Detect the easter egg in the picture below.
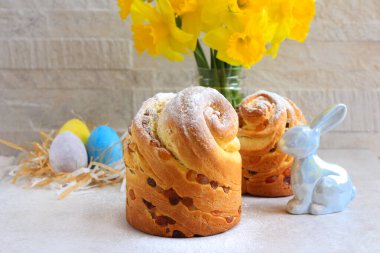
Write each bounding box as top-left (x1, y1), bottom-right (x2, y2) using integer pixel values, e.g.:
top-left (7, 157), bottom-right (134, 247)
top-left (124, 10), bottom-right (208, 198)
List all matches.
top-left (49, 132), bottom-right (88, 172)
top-left (58, 119), bottom-right (90, 144)
top-left (86, 125), bottom-right (123, 165)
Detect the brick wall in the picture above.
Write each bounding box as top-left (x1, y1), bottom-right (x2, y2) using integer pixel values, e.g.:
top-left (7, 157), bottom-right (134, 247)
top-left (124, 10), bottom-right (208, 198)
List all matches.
top-left (0, 0), bottom-right (379, 155)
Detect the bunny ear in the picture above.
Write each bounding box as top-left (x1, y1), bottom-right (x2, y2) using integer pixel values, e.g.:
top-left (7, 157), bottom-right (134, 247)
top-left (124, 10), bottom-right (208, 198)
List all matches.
top-left (310, 104), bottom-right (347, 134)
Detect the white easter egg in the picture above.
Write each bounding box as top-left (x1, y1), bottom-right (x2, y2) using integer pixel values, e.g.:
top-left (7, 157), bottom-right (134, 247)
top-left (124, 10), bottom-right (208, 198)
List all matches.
top-left (49, 132), bottom-right (88, 172)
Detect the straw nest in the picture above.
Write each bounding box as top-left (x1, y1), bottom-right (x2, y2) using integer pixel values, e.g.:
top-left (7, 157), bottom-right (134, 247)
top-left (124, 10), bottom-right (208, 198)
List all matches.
top-left (0, 131), bottom-right (126, 199)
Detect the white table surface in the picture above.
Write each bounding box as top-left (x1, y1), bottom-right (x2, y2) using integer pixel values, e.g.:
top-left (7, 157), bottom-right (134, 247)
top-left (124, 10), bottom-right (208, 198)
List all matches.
top-left (1, 150), bottom-right (379, 253)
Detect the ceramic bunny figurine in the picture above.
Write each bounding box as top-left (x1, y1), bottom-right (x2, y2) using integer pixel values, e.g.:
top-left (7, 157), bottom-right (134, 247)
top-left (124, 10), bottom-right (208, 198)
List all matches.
top-left (279, 104), bottom-right (356, 215)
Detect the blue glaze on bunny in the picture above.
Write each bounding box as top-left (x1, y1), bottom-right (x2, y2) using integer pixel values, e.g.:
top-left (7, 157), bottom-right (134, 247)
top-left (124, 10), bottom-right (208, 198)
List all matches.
top-left (278, 104), bottom-right (356, 215)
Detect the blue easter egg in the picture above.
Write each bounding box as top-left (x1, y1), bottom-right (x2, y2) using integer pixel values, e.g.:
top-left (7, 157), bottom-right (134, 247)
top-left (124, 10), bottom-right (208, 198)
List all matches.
top-left (86, 125), bottom-right (123, 165)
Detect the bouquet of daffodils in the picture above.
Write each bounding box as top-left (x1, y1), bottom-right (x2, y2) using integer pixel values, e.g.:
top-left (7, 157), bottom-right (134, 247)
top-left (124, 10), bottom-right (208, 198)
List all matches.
top-left (118, 0), bottom-right (316, 106)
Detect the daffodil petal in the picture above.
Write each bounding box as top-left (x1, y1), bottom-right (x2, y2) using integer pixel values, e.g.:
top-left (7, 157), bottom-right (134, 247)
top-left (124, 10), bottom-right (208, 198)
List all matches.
top-left (203, 27), bottom-right (230, 51)
top-left (131, 0), bottom-right (160, 23)
top-left (118, 0), bottom-right (133, 20)
top-left (182, 11), bottom-right (203, 50)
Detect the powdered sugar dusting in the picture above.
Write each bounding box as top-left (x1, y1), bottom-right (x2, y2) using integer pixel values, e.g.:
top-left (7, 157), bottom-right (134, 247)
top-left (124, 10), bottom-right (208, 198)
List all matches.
top-left (156, 87), bottom-right (239, 171)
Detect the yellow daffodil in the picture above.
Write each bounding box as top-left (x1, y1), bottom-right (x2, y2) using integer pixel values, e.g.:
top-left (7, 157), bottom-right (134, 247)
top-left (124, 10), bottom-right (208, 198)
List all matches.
top-left (202, 0), bottom-right (268, 31)
top-left (203, 15), bottom-right (267, 68)
top-left (117, 0), bottom-right (316, 69)
top-left (228, 0), bottom-right (269, 13)
top-left (266, 0), bottom-right (315, 57)
top-left (131, 0), bottom-right (193, 61)
top-left (169, 0), bottom-right (203, 50)
top-left (201, 0), bottom-right (230, 31)
top-left (170, 0), bottom-right (197, 15)
top-left (118, 0), bottom-right (133, 20)
top-left (288, 0), bottom-right (316, 42)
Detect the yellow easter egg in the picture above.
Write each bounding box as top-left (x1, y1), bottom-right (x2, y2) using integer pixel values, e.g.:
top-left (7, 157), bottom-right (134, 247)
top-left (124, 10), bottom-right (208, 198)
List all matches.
top-left (58, 119), bottom-right (90, 144)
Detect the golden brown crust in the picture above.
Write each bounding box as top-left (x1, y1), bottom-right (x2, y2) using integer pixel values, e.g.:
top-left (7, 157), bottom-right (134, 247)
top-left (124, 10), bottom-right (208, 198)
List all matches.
top-left (124, 87), bottom-right (242, 238)
top-left (237, 90), bottom-right (306, 197)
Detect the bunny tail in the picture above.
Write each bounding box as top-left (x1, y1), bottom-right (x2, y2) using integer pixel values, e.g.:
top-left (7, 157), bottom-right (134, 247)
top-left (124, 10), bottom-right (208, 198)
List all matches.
top-left (351, 186), bottom-right (357, 200)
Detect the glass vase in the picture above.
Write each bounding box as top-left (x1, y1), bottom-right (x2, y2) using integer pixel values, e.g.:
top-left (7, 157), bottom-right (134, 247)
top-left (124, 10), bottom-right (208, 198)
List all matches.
top-left (196, 66), bottom-right (245, 108)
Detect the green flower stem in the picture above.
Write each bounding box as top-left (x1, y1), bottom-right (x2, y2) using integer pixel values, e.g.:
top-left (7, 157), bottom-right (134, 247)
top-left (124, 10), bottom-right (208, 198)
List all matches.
top-left (193, 40), bottom-right (209, 70)
top-left (215, 55), bottom-right (236, 104)
top-left (217, 57), bottom-right (229, 99)
top-left (229, 65), bottom-right (243, 107)
top-left (195, 45), bottom-right (243, 108)
top-left (210, 49), bottom-right (220, 87)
